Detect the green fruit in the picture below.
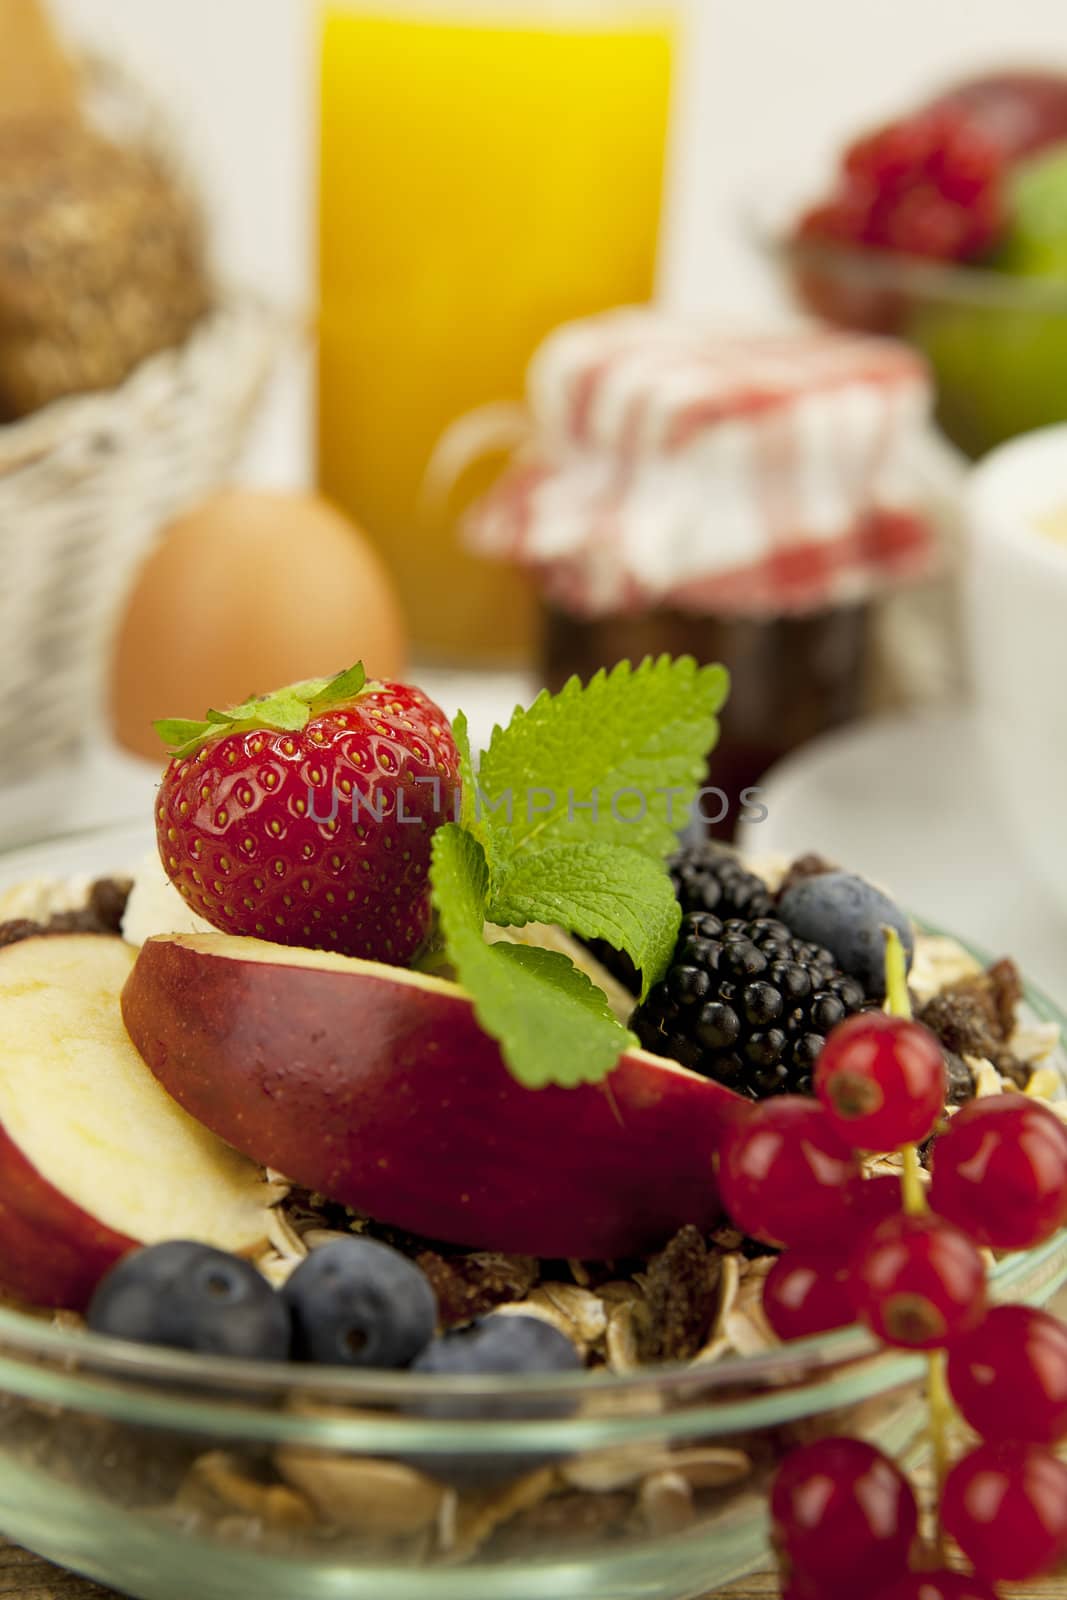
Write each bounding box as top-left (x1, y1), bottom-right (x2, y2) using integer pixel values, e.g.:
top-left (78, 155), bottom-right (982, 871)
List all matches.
top-left (996, 141), bottom-right (1067, 278)
top-left (906, 144), bottom-right (1067, 456)
top-left (905, 141), bottom-right (1067, 456)
top-left (908, 294), bottom-right (1067, 457)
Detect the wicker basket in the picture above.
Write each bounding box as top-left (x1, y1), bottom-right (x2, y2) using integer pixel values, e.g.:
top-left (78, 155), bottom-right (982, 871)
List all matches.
top-left (0, 298), bottom-right (280, 780)
top-left (0, 55), bottom-right (281, 781)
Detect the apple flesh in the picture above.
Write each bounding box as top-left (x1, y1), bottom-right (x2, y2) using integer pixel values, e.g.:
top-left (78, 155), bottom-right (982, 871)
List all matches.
top-left (122, 933), bottom-right (747, 1261)
top-left (0, 934), bottom-right (276, 1310)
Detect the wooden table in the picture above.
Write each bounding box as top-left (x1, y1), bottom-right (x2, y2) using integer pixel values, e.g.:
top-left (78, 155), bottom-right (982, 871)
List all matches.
top-left (0, 1539), bottom-right (1059, 1599)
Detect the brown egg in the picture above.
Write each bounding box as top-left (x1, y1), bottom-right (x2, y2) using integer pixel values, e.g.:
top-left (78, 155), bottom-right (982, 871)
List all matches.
top-left (110, 490), bottom-right (409, 760)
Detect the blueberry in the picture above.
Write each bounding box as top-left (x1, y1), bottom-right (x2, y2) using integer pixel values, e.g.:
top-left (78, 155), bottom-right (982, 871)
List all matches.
top-left (283, 1237), bottom-right (436, 1369)
top-left (404, 1313), bottom-right (582, 1486)
top-left (87, 1241), bottom-right (290, 1361)
top-left (414, 1313), bottom-right (581, 1382)
top-left (778, 872), bottom-right (913, 999)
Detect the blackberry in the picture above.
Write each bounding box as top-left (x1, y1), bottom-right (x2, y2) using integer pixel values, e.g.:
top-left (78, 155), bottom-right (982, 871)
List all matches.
top-left (670, 842), bottom-right (775, 922)
top-left (633, 912), bottom-right (867, 1099)
top-left (586, 844), bottom-right (774, 994)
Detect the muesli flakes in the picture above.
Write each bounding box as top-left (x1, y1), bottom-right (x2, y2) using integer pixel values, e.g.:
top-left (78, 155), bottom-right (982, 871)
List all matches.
top-left (186, 1450), bottom-right (316, 1530)
top-left (639, 1469), bottom-right (694, 1534)
top-left (274, 1449), bottom-right (445, 1536)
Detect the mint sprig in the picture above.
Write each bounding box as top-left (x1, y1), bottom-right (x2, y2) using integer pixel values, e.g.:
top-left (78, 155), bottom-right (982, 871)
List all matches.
top-left (429, 655), bottom-right (728, 1089)
top-left (485, 842), bottom-right (681, 1003)
top-left (433, 826), bottom-right (634, 1088)
top-left (477, 656), bottom-right (728, 867)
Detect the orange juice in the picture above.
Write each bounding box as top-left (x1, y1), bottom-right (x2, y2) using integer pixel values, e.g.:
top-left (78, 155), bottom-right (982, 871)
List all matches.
top-left (317, 3), bottom-right (675, 661)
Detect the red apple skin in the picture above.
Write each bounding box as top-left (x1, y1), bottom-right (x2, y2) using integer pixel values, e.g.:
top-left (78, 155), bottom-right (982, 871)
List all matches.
top-left (0, 1127), bottom-right (135, 1310)
top-left (122, 937), bottom-right (747, 1260)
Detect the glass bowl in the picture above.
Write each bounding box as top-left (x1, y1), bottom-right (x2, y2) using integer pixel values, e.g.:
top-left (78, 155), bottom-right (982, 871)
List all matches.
top-left (1, 824), bottom-right (1066, 1600)
top-left (751, 197), bottom-right (1067, 461)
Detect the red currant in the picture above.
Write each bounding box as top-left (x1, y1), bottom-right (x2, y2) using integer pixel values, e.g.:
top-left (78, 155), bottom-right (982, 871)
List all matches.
top-left (816, 1013), bottom-right (946, 1151)
top-left (873, 1573), bottom-right (1000, 1600)
top-left (770, 1436), bottom-right (918, 1595)
top-left (947, 1304), bottom-right (1067, 1445)
top-left (763, 1248), bottom-right (854, 1342)
top-left (849, 1212), bottom-right (986, 1349)
top-left (717, 1098), bottom-right (862, 1248)
top-left (929, 1093), bottom-right (1067, 1250)
top-left (849, 1173), bottom-right (905, 1231)
top-left (941, 1439), bottom-right (1067, 1583)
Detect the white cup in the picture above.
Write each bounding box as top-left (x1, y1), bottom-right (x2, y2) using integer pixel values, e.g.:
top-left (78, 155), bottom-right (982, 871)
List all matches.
top-left (966, 424), bottom-right (1067, 908)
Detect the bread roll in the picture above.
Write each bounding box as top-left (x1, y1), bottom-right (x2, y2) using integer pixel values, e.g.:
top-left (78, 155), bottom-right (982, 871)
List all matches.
top-left (0, 119), bottom-right (212, 420)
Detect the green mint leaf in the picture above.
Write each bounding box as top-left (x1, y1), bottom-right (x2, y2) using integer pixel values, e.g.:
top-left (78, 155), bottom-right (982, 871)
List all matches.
top-left (450, 711), bottom-right (480, 836)
top-left (431, 824), bottom-right (633, 1088)
top-left (431, 821), bottom-right (490, 943)
top-left (477, 942), bottom-right (637, 1088)
top-left (486, 842), bottom-right (681, 1000)
top-left (474, 655), bottom-right (728, 868)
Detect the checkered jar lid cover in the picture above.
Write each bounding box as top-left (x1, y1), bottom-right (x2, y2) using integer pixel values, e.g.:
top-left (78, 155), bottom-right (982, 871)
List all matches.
top-left (464, 308), bottom-right (940, 619)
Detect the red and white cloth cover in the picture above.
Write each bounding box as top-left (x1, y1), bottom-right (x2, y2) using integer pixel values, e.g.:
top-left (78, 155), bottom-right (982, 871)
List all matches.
top-left (464, 309), bottom-right (940, 620)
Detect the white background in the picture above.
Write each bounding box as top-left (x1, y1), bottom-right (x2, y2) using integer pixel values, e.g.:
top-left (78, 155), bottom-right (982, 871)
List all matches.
top-left (54, 0), bottom-right (1067, 315)
top-left (52, 0), bottom-right (1067, 481)
top-left (47, 1), bottom-right (1067, 480)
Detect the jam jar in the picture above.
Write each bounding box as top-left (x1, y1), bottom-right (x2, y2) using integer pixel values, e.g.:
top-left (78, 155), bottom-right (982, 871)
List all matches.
top-left (466, 309), bottom-right (948, 830)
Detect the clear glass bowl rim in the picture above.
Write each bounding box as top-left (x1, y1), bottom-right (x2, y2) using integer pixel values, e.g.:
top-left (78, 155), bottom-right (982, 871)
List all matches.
top-left (0, 822), bottom-right (1064, 1450)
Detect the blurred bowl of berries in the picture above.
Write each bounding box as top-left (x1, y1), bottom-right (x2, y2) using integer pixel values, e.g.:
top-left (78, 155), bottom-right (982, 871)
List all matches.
top-left (756, 70), bottom-right (1067, 458)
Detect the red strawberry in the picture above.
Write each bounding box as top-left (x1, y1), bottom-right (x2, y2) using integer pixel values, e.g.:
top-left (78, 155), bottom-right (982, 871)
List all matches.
top-left (154, 664), bottom-right (461, 965)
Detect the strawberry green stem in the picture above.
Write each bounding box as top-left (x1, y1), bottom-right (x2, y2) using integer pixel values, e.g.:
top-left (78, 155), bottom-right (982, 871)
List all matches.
top-left (155, 663), bottom-right (368, 757)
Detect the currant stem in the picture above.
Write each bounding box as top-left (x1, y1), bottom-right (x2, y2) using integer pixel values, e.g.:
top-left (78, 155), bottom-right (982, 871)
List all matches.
top-left (884, 925), bottom-right (950, 1562)
top-left (884, 929), bottom-right (928, 1215)
top-left (883, 925), bottom-right (911, 1020)
top-left (901, 1142), bottom-right (926, 1217)
top-left (927, 1351), bottom-right (952, 1564)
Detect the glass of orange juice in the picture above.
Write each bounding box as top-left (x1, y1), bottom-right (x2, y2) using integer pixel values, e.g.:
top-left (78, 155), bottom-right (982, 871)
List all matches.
top-left (317, 0), bottom-right (678, 663)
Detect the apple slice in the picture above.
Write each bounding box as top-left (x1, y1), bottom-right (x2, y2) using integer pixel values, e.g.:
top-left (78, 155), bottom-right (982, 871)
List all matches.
top-left (122, 933), bottom-right (748, 1261)
top-left (0, 934), bottom-right (276, 1310)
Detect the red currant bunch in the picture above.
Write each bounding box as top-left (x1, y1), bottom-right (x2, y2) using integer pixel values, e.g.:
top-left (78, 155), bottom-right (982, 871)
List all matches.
top-left (771, 1436), bottom-right (918, 1598)
top-left (941, 1441), bottom-right (1067, 1584)
top-left (929, 1093), bottom-right (1067, 1249)
top-left (816, 1011), bottom-right (946, 1150)
top-left (947, 1304), bottom-right (1067, 1446)
top-left (742, 929), bottom-right (1067, 1597)
top-left (849, 1211), bottom-right (986, 1350)
top-left (717, 1097), bottom-right (862, 1249)
top-left (763, 1247), bottom-right (854, 1342)
top-left (875, 1576), bottom-right (1000, 1600)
